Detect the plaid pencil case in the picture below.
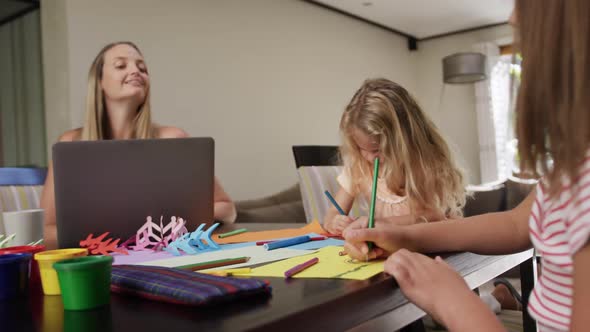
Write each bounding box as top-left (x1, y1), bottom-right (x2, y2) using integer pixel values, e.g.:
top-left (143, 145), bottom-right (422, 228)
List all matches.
top-left (111, 265), bottom-right (271, 306)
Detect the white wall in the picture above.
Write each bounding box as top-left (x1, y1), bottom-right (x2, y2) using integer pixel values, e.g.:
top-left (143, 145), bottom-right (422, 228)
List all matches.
top-left (414, 24), bottom-right (513, 185)
top-left (41, 0), bottom-right (71, 156)
top-left (41, 0), bottom-right (514, 199)
top-left (43, 0), bottom-right (416, 200)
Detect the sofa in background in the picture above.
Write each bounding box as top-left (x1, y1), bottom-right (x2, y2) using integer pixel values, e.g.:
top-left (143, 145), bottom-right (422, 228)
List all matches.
top-left (236, 176), bottom-right (538, 225)
top-left (235, 184), bottom-right (306, 224)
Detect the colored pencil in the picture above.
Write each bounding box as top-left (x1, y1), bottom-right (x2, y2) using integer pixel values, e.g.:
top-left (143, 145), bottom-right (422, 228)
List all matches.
top-left (324, 190), bottom-right (346, 215)
top-left (175, 256), bottom-right (250, 271)
top-left (202, 268), bottom-right (252, 277)
top-left (367, 157), bottom-right (380, 250)
top-left (217, 268), bottom-right (251, 275)
top-left (284, 257), bottom-right (319, 278)
top-left (256, 236), bottom-right (326, 246)
top-left (218, 228), bottom-right (248, 238)
top-left (263, 235), bottom-right (311, 250)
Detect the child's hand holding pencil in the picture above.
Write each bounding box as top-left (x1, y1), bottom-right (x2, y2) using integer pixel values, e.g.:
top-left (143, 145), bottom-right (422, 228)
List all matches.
top-left (323, 190), bottom-right (355, 235)
top-left (341, 217), bottom-right (410, 261)
top-left (324, 215), bottom-right (355, 235)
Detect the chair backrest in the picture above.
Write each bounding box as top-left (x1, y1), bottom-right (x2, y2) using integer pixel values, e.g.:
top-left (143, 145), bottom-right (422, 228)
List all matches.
top-left (292, 146), bottom-right (341, 169)
top-left (505, 176), bottom-right (538, 210)
top-left (0, 168), bottom-right (46, 234)
top-left (297, 166), bottom-right (366, 223)
top-left (463, 181), bottom-right (507, 217)
top-left (0, 167), bottom-right (47, 186)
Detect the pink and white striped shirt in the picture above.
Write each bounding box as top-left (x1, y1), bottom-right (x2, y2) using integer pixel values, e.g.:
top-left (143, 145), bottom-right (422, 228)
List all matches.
top-left (528, 158), bottom-right (590, 331)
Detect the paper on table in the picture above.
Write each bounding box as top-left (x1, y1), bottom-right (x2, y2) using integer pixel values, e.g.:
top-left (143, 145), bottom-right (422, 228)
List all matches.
top-left (112, 232), bottom-right (340, 265)
top-left (213, 220), bottom-right (326, 244)
top-left (112, 241), bottom-right (256, 265)
top-left (136, 245), bottom-right (315, 271)
top-left (246, 246), bottom-right (385, 280)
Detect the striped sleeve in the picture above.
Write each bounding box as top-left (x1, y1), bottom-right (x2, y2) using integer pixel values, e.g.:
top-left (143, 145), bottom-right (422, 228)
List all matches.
top-left (566, 159), bottom-right (590, 254)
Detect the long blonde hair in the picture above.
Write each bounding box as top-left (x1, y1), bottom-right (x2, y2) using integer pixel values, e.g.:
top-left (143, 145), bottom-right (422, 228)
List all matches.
top-left (515, 0), bottom-right (590, 197)
top-left (81, 41), bottom-right (154, 140)
top-left (340, 78), bottom-right (466, 218)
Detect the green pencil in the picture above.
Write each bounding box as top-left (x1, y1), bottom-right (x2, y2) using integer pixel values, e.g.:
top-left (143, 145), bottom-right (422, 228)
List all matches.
top-left (174, 256), bottom-right (250, 271)
top-left (218, 228), bottom-right (248, 238)
top-left (367, 157), bottom-right (379, 251)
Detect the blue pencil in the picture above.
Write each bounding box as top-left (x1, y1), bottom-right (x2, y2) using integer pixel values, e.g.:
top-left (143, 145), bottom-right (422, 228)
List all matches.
top-left (324, 190), bottom-right (346, 215)
top-left (263, 235), bottom-right (311, 250)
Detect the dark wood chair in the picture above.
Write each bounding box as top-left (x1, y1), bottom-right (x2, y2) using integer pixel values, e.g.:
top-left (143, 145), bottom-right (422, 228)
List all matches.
top-left (291, 145), bottom-right (341, 169)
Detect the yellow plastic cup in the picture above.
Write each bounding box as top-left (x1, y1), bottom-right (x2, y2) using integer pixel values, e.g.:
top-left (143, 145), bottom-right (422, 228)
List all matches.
top-left (34, 248), bottom-right (88, 295)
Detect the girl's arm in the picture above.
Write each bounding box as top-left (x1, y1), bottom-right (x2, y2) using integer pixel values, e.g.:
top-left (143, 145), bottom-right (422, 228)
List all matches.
top-left (386, 250), bottom-right (505, 332)
top-left (344, 190), bottom-right (535, 259)
top-left (323, 187), bottom-right (355, 235)
top-left (406, 190), bottom-right (534, 255)
top-left (378, 208), bottom-right (446, 226)
top-left (571, 243), bottom-right (590, 332)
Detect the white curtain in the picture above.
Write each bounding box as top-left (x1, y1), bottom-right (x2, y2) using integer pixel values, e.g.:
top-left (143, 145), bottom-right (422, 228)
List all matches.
top-left (473, 42), bottom-right (502, 183)
top-left (490, 55), bottom-right (514, 180)
top-left (0, 10), bottom-right (46, 167)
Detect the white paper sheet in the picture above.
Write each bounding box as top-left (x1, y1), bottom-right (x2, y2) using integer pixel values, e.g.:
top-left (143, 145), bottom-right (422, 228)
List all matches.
top-left (136, 246), bottom-right (315, 271)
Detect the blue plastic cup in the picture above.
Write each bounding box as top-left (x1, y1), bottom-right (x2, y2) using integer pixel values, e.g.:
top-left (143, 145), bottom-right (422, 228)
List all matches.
top-left (0, 253), bottom-right (31, 300)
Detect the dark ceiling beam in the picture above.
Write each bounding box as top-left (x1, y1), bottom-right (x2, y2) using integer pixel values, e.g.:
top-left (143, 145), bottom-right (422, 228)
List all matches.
top-left (302, 0), bottom-right (419, 50)
top-left (419, 21), bottom-right (509, 42)
top-left (304, 0), bottom-right (509, 51)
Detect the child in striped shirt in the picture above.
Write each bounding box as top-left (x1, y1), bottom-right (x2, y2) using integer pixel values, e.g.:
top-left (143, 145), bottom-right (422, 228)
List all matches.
top-left (342, 1), bottom-right (590, 331)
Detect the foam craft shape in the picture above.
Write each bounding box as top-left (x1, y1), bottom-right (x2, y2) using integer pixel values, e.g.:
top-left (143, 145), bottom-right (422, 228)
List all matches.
top-left (131, 216), bottom-right (188, 251)
top-left (80, 232), bottom-right (129, 256)
top-left (165, 223), bottom-right (220, 256)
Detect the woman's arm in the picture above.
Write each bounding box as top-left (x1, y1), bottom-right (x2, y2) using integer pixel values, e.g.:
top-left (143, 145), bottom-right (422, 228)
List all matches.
top-left (156, 126), bottom-right (236, 223)
top-left (41, 129), bottom-right (80, 250)
top-left (40, 163), bottom-right (57, 250)
top-left (213, 177), bottom-right (236, 223)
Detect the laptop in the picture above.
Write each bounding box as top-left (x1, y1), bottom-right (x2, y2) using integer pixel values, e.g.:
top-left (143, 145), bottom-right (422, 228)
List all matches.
top-left (53, 137), bottom-right (214, 248)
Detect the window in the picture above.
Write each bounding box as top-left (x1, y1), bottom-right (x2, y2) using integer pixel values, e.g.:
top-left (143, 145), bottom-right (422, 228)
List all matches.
top-left (489, 51), bottom-right (521, 179)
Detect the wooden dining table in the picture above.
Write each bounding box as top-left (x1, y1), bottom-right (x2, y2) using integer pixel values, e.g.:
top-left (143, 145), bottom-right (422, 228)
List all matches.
top-left (3, 223), bottom-right (537, 332)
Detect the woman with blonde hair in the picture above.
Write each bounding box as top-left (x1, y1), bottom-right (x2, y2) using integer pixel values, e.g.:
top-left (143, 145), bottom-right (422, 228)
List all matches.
top-left (324, 78), bottom-right (466, 235)
top-left (41, 41), bottom-right (236, 249)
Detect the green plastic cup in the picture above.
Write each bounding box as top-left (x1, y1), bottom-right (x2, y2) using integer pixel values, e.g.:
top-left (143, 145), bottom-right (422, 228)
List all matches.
top-left (53, 256), bottom-right (113, 311)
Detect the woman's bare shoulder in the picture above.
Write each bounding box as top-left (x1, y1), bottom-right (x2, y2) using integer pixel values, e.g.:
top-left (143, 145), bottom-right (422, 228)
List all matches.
top-left (58, 128), bottom-right (83, 142)
top-left (155, 125), bottom-right (189, 139)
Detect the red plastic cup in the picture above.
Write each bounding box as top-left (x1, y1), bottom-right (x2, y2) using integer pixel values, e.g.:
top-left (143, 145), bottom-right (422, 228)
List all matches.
top-left (0, 245), bottom-right (46, 292)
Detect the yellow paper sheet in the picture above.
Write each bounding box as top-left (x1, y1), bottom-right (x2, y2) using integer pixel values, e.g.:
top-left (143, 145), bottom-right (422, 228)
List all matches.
top-left (213, 220), bottom-right (326, 244)
top-left (246, 246), bottom-right (385, 280)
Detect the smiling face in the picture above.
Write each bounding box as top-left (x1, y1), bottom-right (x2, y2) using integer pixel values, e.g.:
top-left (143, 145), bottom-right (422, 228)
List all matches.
top-left (100, 43), bottom-right (149, 105)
